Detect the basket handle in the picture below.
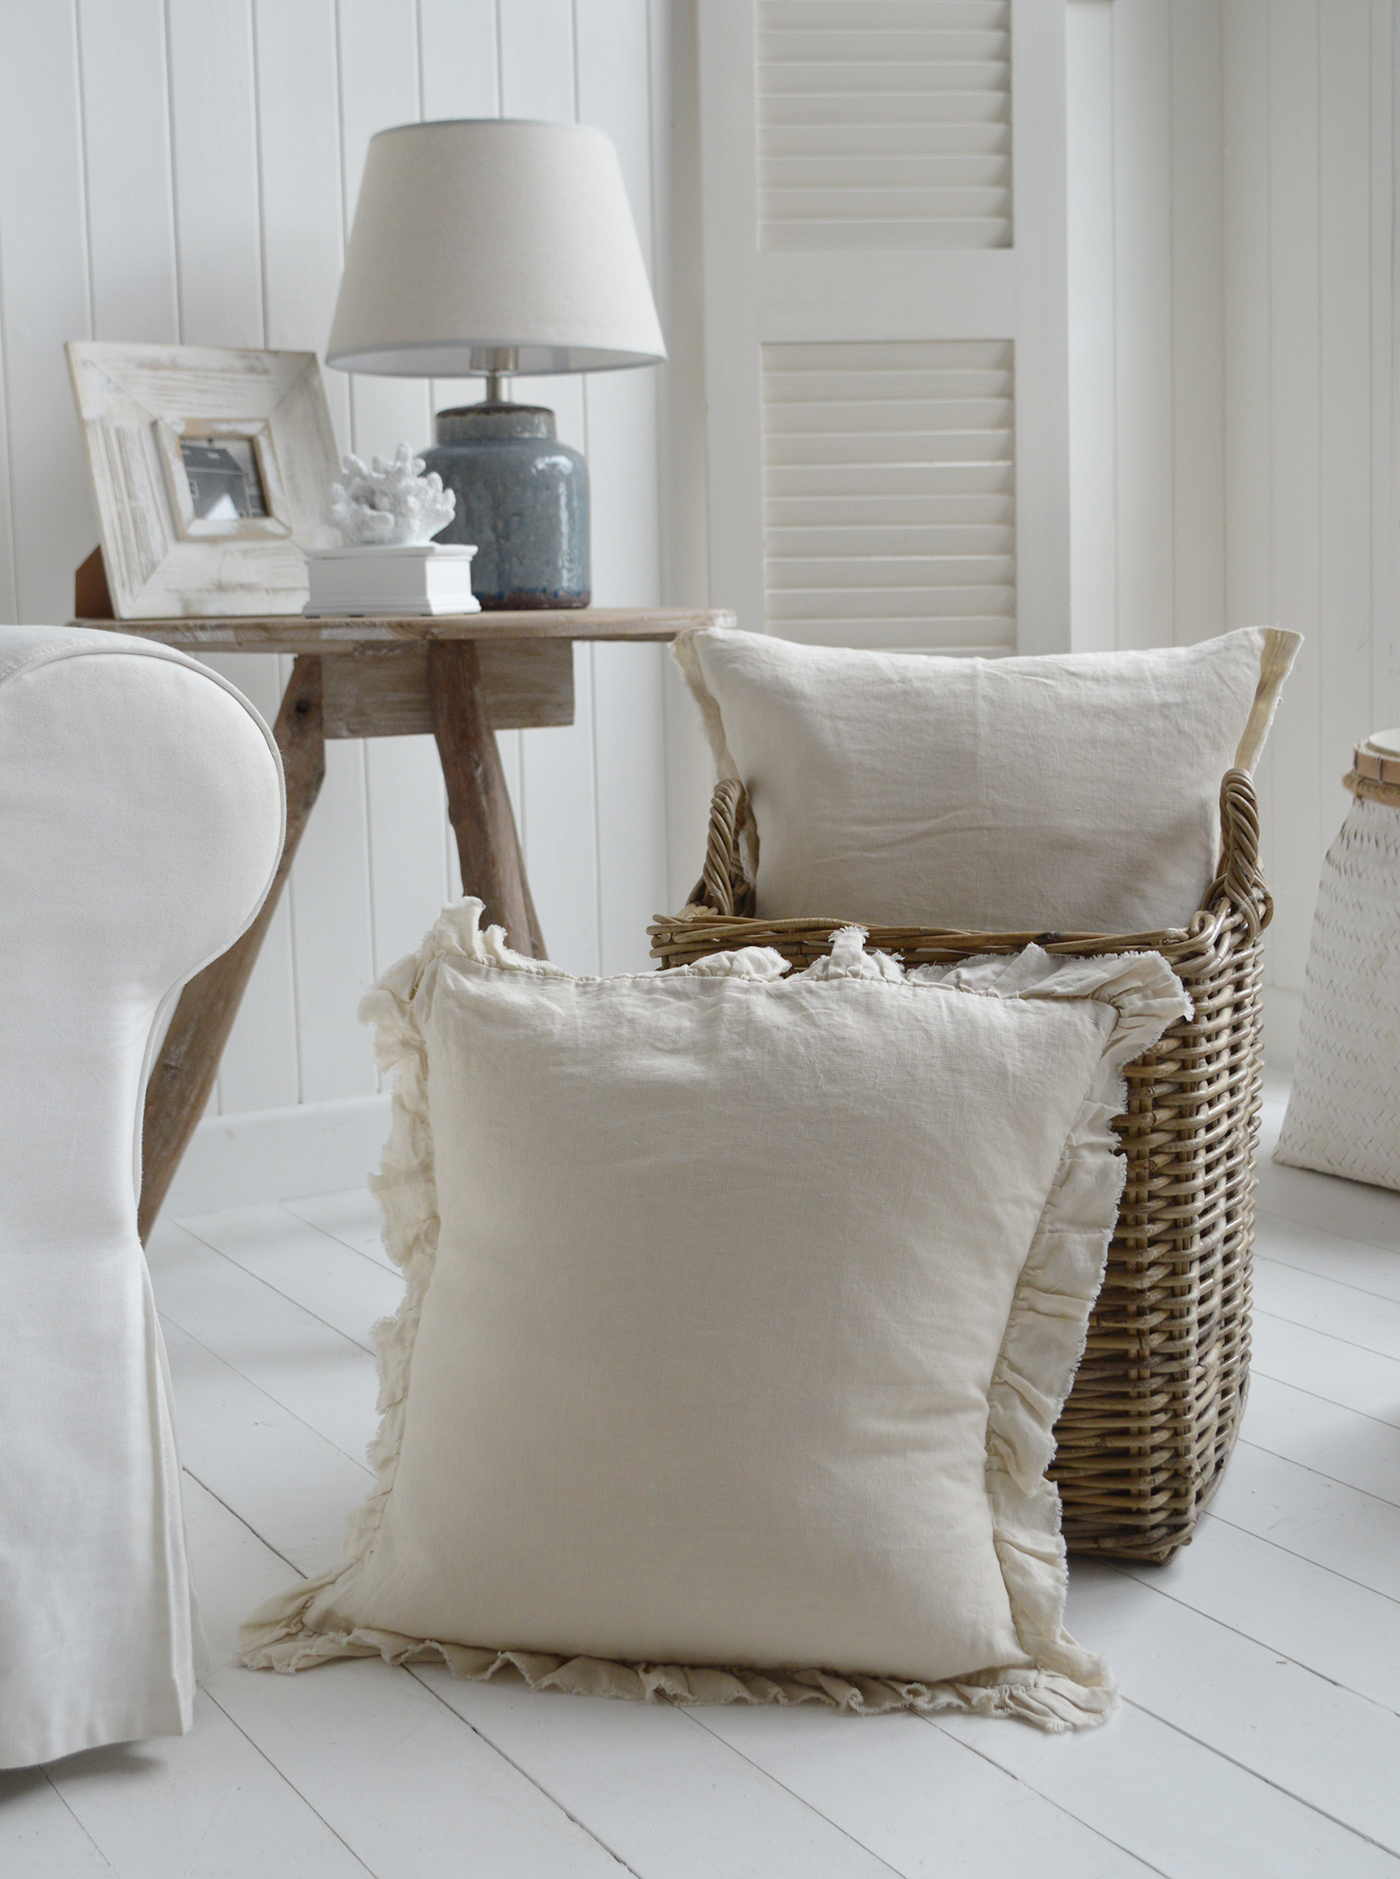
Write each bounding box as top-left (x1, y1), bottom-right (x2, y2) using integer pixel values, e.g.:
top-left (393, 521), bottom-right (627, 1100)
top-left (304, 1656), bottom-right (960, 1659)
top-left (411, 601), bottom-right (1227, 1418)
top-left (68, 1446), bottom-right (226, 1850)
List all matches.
top-left (1210, 766), bottom-right (1272, 936)
top-left (693, 777), bottom-right (756, 916)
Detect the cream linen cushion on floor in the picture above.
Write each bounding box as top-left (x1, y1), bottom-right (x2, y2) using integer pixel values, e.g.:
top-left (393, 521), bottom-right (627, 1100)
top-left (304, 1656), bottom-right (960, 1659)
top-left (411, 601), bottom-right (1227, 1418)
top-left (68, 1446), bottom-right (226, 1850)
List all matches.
top-left (675, 625), bottom-right (1299, 933)
top-left (242, 901), bottom-right (1186, 1731)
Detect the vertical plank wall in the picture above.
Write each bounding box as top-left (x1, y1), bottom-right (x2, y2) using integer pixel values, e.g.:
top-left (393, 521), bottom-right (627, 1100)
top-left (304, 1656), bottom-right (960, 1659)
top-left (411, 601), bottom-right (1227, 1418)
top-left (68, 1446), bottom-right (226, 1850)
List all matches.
top-left (6, 0), bottom-right (1385, 1195)
top-left (0, 1), bottom-right (693, 1200)
top-left (1066, 0), bottom-right (1398, 1062)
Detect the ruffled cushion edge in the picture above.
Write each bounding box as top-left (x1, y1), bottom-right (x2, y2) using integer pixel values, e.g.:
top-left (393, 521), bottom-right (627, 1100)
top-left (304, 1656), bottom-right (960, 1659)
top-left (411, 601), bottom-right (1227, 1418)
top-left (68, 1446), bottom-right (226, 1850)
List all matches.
top-left (238, 909), bottom-right (1190, 1733)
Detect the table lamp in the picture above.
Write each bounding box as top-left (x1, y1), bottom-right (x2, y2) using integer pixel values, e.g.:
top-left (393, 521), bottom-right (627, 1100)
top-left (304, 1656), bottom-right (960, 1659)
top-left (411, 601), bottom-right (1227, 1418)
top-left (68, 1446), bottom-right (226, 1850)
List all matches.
top-left (326, 119), bottom-right (666, 609)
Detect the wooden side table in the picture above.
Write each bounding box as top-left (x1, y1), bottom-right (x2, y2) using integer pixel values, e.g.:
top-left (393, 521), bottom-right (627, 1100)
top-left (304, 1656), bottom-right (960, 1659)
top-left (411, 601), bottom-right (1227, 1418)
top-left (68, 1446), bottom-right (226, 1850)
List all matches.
top-left (74, 606), bottom-right (733, 1237)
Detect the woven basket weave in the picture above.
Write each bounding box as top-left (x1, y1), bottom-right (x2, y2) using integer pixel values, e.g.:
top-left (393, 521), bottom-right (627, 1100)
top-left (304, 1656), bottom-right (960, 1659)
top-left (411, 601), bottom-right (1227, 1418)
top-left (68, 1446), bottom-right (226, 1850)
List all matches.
top-left (649, 769), bottom-right (1270, 1564)
top-left (1275, 741), bottom-right (1400, 1189)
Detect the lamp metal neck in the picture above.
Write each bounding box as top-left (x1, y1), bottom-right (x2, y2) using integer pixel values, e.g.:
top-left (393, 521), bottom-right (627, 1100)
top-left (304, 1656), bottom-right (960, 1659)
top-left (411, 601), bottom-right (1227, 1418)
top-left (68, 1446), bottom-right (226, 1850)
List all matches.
top-left (481, 345), bottom-right (519, 407)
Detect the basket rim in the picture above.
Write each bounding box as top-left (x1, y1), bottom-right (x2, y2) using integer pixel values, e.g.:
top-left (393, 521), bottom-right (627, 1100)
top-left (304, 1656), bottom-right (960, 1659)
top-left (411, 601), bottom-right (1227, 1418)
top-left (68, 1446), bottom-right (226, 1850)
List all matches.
top-left (651, 767), bottom-right (1271, 961)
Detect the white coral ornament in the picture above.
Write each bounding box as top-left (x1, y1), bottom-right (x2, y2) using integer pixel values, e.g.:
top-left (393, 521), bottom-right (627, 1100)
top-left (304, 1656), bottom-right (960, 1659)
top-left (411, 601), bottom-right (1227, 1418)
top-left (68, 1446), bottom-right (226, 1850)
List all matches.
top-left (329, 443), bottom-right (456, 546)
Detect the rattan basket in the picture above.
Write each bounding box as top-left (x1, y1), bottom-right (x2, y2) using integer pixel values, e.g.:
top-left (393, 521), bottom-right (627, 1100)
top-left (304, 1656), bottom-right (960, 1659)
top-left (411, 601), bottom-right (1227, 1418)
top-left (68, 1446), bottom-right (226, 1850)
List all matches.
top-left (649, 769), bottom-right (1270, 1563)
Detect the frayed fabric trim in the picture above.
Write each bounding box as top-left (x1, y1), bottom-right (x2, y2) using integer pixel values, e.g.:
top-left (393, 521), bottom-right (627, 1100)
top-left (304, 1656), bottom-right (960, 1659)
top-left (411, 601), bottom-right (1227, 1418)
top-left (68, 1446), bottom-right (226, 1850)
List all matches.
top-left (239, 905), bottom-right (1189, 1733)
top-left (239, 1588), bottom-right (1115, 1730)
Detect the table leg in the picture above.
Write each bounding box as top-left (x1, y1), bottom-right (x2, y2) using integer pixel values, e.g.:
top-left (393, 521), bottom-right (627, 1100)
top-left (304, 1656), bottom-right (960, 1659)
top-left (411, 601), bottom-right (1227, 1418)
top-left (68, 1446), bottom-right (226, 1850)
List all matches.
top-left (137, 655), bottom-right (327, 1241)
top-left (428, 639), bottom-right (546, 958)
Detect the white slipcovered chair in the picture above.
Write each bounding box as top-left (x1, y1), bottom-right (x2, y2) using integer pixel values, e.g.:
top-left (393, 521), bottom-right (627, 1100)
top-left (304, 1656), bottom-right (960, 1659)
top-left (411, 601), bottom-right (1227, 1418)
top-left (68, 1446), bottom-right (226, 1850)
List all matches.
top-left (0, 624), bottom-right (284, 1768)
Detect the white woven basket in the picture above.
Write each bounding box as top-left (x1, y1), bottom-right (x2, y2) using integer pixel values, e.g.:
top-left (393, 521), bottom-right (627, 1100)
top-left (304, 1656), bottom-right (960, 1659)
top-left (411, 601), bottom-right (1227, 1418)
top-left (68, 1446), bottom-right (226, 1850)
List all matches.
top-left (1276, 732), bottom-right (1400, 1190)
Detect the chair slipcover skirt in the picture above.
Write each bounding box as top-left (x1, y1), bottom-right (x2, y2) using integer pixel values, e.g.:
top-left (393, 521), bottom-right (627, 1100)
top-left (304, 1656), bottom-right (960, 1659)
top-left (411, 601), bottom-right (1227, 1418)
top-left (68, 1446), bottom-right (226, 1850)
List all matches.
top-left (0, 626), bottom-right (284, 1768)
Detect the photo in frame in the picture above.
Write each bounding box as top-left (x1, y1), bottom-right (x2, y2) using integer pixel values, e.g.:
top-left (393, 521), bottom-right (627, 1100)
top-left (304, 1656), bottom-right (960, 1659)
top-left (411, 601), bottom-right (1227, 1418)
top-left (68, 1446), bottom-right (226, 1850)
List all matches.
top-left (67, 342), bottom-right (340, 618)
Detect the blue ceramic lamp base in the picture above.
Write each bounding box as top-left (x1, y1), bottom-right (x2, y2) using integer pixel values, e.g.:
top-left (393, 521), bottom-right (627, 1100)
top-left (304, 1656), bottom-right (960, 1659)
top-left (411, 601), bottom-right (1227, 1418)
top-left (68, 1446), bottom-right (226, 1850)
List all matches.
top-left (423, 402), bottom-right (590, 609)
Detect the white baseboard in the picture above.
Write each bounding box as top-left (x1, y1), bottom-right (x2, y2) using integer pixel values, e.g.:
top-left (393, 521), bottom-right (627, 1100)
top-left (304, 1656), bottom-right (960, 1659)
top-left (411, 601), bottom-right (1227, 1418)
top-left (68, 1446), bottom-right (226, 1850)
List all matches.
top-left (1263, 983), bottom-right (1302, 1075)
top-left (161, 1092), bottom-right (392, 1219)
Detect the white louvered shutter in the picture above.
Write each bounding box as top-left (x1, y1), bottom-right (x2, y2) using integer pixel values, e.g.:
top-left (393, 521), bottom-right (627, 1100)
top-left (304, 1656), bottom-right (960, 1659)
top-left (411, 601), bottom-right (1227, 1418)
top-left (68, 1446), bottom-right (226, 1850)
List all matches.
top-left (699, 0), bottom-right (1068, 655)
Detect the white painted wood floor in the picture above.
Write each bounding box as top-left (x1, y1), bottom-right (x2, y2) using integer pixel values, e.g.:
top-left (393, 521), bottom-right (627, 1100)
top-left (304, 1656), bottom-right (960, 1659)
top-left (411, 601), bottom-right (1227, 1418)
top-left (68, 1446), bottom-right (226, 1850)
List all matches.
top-left (5, 1073), bottom-right (1399, 1878)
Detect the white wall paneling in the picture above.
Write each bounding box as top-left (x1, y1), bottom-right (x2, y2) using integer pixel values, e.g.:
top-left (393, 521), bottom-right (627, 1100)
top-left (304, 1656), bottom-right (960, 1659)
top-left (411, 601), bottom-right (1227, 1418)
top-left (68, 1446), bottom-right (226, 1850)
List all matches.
top-left (338, 0), bottom-right (433, 468)
top-left (1006, 0), bottom-right (1072, 656)
top-left (0, 269), bottom-right (13, 625)
top-left (651, 0), bottom-right (719, 912)
top-left (1065, 0), bottom-right (1398, 1053)
top-left (15, 0), bottom-right (1387, 1189)
top-left (329, 0), bottom-right (436, 1113)
top-left (0, 7), bottom-right (95, 627)
top-left (166, 0), bottom-right (265, 350)
top-left (696, 0), bottom-right (767, 635)
top-left (1064, 0), bottom-right (1116, 654)
top-left (1264, 0), bottom-right (1323, 999)
top-left (77, 0), bottom-right (180, 344)
top-left (500, 3), bottom-right (600, 979)
top-left (578, 2), bottom-right (672, 971)
top-left (418, 0), bottom-right (500, 122)
top-left (0, 0), bottom-right (682, 1204)
top-left (1169, 0), bottom-right (1226, 659)
top-left (1110, 0), bottom-right (1174, 653)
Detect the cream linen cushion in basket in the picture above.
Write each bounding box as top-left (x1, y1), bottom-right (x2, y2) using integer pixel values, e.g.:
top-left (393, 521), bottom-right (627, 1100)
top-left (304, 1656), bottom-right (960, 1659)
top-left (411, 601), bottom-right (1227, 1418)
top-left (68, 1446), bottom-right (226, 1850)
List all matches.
top-left (241, 902), bottom-right (1187, 1730)
top-left (675, 625), bottom-right (1300, 933)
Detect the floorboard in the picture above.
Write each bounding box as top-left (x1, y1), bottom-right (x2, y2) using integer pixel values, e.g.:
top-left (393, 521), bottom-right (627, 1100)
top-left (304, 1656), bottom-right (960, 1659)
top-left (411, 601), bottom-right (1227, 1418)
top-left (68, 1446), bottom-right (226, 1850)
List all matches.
top-left (1240, 1375), bottom-right (1400, 1507)
top-left (42, 1692), bottom-right (376, 1879)
top-left (416, 1671), bottom-right (902, 1879)
top-left (149, 1223), bottom-right (382, 1462)
top-left (1208, 1441), bottom-right (1400, 1601)
top-left (1256, 1143), bottom-right (1400, 1259)
top-left (161, 1319), bottom-right (369, 1576)
top-left (1257, 1208), bottom-right (1400, 1303)
top-left (1252, 1314), bottom-right (1400, 1428)
top-left (933, 1699), bottom-right (1400, 1879)
top-left (0, 1768), bottom-right (115, 1877)
top-left (692, 1704), bottom-right (1160, 1878)
top-left (171, 1205), bottom-right (403, 1349)
top-left (1111, 1512), bottom-right (1400, 1706)
top-left (283, 1191), bottom-right (395, 1270)
top-left (183, 1482), bottom-right (635, 1879)
top-left (1254, 1256), bottom-right (1400, 1359)
top-left (1064, 1562), bottom-right (1400, 1850)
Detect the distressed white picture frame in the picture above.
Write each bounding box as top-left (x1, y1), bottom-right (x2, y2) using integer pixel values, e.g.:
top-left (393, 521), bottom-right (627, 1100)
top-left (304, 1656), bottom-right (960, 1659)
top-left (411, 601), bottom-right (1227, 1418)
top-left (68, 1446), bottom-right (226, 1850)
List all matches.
top-left (67, 342), bottom-right (340, 618)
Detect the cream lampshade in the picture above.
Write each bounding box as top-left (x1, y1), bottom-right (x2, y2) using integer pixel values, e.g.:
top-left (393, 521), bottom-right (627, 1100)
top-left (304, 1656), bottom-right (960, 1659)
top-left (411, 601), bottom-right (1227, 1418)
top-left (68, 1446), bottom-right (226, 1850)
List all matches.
top-left (326, 119), bottom-right (666, 609)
